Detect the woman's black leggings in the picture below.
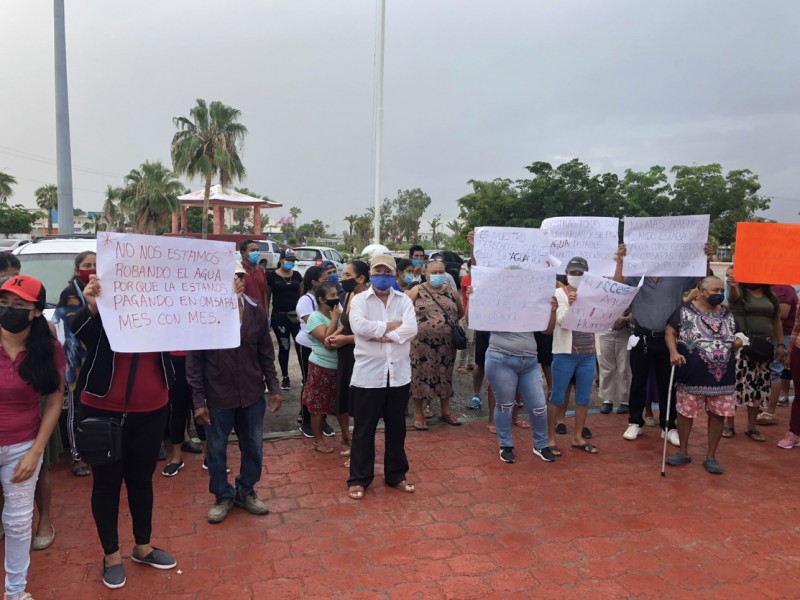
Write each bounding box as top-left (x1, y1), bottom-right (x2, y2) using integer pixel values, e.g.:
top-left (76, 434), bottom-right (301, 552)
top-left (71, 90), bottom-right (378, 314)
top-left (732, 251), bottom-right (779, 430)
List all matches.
top-left (168, 356), bottom-right (205, 444)
top-left (79, 403), bottom-right (169, 555)
top-left (271, 311), bottom-right (302, 377)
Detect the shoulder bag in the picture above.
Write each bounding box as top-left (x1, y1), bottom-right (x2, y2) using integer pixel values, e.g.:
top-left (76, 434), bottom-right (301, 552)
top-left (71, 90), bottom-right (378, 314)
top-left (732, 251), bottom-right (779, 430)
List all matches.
top-left (75, 353), bottom-right (139, 465)
top-left (424, 287), bottom-right (467, 350)
top-left (740, 296), bottom-right (774, 363)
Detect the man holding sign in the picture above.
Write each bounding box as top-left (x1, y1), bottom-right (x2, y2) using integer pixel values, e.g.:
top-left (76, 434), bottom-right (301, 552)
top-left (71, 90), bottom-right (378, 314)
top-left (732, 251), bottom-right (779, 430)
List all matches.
top-left (614, 239), bottom-right (715, 445)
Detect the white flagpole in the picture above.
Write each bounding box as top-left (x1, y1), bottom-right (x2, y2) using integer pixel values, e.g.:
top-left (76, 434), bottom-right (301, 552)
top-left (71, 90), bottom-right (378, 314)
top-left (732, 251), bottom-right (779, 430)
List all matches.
top-left (372, 0), bottom-right (386, 245)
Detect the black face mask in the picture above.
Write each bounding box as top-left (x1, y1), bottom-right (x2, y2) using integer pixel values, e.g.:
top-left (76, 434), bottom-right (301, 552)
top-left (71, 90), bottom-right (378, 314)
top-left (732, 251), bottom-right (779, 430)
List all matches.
top-left (0, 306), bottom-right (32, 333)
top-left (706, 293), bottom-right (725, 307)
top-left (325, 299), bottom-right (340, 309)
top-left (341, 278), bottom-right (358, 293)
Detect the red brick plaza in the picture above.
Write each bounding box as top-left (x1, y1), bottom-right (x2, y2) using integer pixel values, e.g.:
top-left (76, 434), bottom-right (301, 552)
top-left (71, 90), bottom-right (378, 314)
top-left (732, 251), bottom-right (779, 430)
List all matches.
top-left (20, 412), bottom-right (800, 599)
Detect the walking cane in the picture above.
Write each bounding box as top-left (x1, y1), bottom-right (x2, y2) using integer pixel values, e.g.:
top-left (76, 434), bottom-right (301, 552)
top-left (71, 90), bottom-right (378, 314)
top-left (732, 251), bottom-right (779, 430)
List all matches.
top-left (660, 364), bottom-right (676, 477)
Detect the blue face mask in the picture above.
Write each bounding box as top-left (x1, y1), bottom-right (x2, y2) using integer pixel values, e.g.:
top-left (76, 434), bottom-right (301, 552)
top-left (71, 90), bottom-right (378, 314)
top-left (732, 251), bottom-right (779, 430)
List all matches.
top-left (403, 274), bottom-right (415, 285)
top-left (371, 274), bottom-right (396, 291)
top-left (428, 274), bottom-right (446, 288)
top-left (247, 251), bottom-right (260, 264)
top-left (283, 261), bottom-right (294, 271)
top-left (411, 258), bottom-right (424, 267)
top-left (327, 274), bottom-right (339, 285)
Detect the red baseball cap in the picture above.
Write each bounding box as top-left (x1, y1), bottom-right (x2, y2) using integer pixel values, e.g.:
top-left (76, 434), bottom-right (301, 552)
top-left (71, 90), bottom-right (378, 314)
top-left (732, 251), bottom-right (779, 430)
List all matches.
top-left (0, 275), bottom-right (47, 309)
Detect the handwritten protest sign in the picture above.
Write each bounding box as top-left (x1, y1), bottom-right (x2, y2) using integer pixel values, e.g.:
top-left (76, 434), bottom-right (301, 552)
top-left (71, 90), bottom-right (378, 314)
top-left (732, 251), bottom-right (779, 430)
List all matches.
top-left (733, 222), bottom-right (800, 285)
top-left (541, 216), bottom-right (619, 276)
top-left (623, 215), bottom-right (709, 276)
top-left (469, 266), bottom-right (556, 332)
top-left (474, 227), bottom-right (552, 269)
top-left (560, 272), bottom-right (642, 333)
top-left (95, 233), bottom-right (240, 352)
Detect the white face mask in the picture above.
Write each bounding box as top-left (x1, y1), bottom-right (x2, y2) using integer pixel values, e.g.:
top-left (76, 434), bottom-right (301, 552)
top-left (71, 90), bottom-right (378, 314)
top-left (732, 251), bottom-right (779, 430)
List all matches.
top-left (567, 275), bottom-right (583, 289)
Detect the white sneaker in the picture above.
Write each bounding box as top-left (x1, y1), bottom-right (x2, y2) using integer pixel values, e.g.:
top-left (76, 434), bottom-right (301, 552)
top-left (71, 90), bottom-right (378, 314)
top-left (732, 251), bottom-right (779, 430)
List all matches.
top-left (623, 424), bottom-right (642, 440)
top-left (662, 429), bottom-right (680, 447)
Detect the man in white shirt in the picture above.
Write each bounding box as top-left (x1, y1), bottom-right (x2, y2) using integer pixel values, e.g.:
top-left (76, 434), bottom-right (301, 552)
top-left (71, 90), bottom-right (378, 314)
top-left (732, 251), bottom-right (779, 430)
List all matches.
top-left (347, 254), bottom-right (418, 500)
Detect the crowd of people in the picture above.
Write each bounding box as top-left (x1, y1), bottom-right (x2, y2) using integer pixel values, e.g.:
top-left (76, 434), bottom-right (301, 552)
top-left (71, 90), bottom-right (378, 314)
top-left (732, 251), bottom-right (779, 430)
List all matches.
top-left (1, 231), bottom-right (798, 597)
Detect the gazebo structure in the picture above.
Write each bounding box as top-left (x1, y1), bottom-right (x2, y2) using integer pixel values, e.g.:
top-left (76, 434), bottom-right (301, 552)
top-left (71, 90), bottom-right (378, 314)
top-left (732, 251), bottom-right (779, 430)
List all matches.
top-left (173, 184), bottom-right (283, 236)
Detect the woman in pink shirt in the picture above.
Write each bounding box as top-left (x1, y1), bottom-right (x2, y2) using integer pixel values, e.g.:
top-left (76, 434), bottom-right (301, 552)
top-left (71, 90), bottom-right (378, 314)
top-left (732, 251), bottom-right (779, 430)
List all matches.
top-left (0, 275), bottom-right (65, 600)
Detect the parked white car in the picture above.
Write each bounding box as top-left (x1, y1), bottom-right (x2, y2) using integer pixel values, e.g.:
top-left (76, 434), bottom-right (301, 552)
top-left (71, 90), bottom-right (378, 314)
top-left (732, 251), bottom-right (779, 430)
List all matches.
top-left (255, 239), bottom-right (284, 271)
top-left (14, 237), bottom-right (97, 310)
top-left (291, 246), bottom-right (345, 277)
top-left (1, 238), bottom-right (31, 253)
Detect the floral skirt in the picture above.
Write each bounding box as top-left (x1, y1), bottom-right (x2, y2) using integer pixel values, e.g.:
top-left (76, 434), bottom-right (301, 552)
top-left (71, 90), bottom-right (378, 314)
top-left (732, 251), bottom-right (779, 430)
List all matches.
top-left (303, 362), bottom-right (338, 415)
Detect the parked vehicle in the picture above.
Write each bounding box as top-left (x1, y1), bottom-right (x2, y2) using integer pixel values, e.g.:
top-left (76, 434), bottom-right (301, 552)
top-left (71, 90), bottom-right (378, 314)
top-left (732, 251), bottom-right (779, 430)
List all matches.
top-left (0, 238), bottom-right (31, 253)
top-left (255, 239), bottom-right (284, 271)
top-left (292, 246), bottom-right (345, 277)
top-left (14, 236), bottom-right (97, 311)
top-left (426, 249), bottom-right (466, 288)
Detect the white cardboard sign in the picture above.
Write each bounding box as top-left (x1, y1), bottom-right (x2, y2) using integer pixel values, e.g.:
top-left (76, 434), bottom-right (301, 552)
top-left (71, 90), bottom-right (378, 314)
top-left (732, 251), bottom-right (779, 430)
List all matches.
top-left (541, 216), bottom-right (619, 277)
top-left (560, 272), bottom-right (643, 333)
top-left (623, 215), bottom-right (709, 276)
top-left (473, 227), bottom-right (552, 269)
top-left (469, 266), bottom-right (556, 332)
top-left (95, 233), bottom-right (241, 352)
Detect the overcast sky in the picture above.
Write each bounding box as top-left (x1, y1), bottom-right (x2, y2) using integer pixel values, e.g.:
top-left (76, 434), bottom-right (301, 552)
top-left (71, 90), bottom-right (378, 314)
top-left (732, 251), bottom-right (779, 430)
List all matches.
top-left (1, 0), bottom-right (798, 235)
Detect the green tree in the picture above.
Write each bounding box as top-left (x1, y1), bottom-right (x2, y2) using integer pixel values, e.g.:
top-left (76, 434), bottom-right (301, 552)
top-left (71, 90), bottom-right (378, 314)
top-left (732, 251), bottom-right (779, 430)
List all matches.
top-left (388, 188), bottom-right (431, 243)
top-left (103, 185), bottom-right (125, 232)
top-left (83, 214), bottom-right (105, 233)
top-left (0, 204), bottom-right (38, 237)
top-left (290, 206), bottom-right (302, 230)
top-left (619, 166), bottom-right (673, 217)
top-left (35, 184), bottom-right (58, 233)
top-left (119, 161), bottom-right (183, 234)
top-left (187, 207), bottom-right (213, 233)
top-left (171, 99), bottom-right (248, 238)
top-left (669, 164), bottom-right (769, 245)
top-left (73, 208), bottom-right (86, 218)
top-left (0, 170), bottom-right (16, 203)
top-left (344, 214), bottom-right (359, 237)
top-left (427, 215), bottom-right (441, 247)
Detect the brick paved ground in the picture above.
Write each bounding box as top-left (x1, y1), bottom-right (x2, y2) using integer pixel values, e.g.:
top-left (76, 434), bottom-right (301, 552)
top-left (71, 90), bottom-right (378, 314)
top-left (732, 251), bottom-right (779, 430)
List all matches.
top-left (17, 405), bottom-right (800, 599)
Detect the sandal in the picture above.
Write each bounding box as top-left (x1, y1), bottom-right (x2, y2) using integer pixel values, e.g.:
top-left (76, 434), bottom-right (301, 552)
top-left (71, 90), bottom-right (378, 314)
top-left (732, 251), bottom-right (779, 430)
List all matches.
top-left (343, 459), bottom-right (350, 468)
top-left (71, 461), bottom-right (91, 477)
top-left (438, 413), bottom-right (461, 426)
top-left (756, 412), bottom-right (779, 425)
top-left (413, 417), bottom-right (429, 431)
top-left (555, 423), bottom-right (567, 435)
top-left (340, 448), bottom-right (351, 457)
top-left (721, 426), bottom-right (735, 438)
top-left (744, 429), bottom-right (766, 442)
top-left (548, 445), bottom-right (562, 457)
top-left (348, 485), bottom-right (365, 500)
top-left (513, 420), bottom-right (530, 429)
top-left (391, 480), bottom-right (415, 494)
top-left (571, 442), bottom-right (599, 454)
top-left (313, 442), bottom-right (334, 453)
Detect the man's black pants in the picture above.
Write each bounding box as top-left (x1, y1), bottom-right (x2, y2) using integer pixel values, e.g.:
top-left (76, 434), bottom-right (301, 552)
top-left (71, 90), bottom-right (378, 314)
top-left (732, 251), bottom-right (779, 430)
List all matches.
top-left (628, 334), bottom-right (677, 430)
top-left (348, 383), bottom-right (410, 489)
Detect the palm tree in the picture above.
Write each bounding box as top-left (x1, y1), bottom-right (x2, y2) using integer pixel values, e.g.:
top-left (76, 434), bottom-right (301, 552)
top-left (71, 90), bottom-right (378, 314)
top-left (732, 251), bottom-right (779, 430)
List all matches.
top-left (35, 184), bottom-right (59, 233)
top-left (171, 99), bottom-right (248, 238)
top-left (446, 219), bottom-right (462, 237)
top-left (0, 170), bottom-right (16, 203)
top-left (427, 215), bottom-right (441, 247)
top-left (119, 161), bottom-right (183, 234)
top-left (83, 214), bottom-right (105, 233)
top-left (290, 206), bottom-right (302, 230)
top-left (344, 214), bottom-right (358, 237)
top-left (103, 185), bottom-right (122, 231)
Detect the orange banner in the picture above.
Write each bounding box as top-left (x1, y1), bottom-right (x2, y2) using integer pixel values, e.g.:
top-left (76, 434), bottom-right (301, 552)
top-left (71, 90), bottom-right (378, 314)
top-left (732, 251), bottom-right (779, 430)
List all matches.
top-left (733, 222), bottom-right (800, 285)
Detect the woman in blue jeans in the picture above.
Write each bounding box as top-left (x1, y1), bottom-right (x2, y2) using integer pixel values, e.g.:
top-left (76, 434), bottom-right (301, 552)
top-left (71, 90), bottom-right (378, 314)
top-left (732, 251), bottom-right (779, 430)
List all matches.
top-left (485, 297), bottom-right (558, 464)
top-left (547, 257), bottom-right (599, 455)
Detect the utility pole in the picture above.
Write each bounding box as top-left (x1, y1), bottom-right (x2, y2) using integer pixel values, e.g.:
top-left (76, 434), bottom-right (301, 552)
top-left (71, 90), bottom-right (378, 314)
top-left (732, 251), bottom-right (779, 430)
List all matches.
top-left (54, 0), bottom-right (74, 234)
top-left (372, 0), bottom-right (386, 245)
